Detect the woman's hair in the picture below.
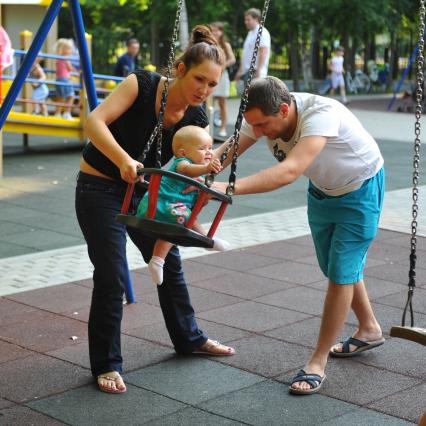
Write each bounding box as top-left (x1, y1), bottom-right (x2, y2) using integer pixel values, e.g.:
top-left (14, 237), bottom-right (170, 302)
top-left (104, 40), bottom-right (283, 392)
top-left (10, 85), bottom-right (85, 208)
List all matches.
top-left (55, 38), bottom-right (73, 55)
top-left (173, 25), bottom-right (225, 73)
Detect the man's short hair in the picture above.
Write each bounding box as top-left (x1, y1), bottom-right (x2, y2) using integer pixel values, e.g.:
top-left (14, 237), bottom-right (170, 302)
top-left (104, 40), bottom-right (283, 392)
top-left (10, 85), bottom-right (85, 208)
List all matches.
top-left (246, 76), bottom-right (292, 115)
top-left (126, 38), bottom-right (139, 47)
top-left (245, 8), bottom-right (261, 21)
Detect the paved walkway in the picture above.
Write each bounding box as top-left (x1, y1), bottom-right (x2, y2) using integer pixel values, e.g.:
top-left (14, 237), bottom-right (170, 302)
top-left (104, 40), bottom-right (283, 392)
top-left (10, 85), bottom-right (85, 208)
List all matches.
top-left (0, 96), bottom-right (425, 424)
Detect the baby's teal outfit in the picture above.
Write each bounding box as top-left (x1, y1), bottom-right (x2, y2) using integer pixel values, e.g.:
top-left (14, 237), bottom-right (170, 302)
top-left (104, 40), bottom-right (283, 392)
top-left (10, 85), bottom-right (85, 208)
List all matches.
top-left (137, 157), bottom-right (201, 225)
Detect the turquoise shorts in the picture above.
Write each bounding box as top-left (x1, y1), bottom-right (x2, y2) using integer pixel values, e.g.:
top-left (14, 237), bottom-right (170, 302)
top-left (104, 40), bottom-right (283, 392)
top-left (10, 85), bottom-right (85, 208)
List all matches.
top-left (307, 167), bottom-right (385, 284)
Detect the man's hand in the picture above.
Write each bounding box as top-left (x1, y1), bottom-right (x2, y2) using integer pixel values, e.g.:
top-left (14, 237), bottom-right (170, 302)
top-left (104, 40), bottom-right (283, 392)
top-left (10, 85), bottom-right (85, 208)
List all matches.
top-left (206, 159), bottom-right (223, 174)
top-left (211, 181), bottom-right (229, 194)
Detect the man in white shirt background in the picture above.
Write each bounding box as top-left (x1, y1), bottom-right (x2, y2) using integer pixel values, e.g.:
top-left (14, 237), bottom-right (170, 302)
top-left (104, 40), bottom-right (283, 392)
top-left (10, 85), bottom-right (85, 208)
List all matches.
top-left (329, 46), bottom-right (348, 104)
top-left (235, 8), bottom-right (271, 92)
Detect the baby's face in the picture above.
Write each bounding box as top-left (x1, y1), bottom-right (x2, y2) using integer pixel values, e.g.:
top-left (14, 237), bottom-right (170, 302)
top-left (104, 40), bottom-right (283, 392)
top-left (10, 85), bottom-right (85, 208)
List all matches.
top-left (183, 137), bottom-right (213, 165)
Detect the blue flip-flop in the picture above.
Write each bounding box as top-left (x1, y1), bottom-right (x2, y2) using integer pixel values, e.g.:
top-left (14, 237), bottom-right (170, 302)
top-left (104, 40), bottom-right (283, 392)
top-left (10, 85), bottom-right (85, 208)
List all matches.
top-left (330, 336), bottom-right (385, 358)
top-left (289, 369), bottom-right (326, 395)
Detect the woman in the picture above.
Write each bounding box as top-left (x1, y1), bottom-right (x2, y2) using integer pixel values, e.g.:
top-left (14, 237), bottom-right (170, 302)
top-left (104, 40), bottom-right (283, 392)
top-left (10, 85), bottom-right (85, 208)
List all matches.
top-left (76, 25), bottom-right (235, 394)
top-left (211, 22), bottom-right (236, 137)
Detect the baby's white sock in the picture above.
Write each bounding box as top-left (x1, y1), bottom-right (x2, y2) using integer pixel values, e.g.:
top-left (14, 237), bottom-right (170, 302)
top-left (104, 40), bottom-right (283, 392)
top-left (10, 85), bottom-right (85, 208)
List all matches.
top-left (212, 237), bottom-right (230, 252)
top-left (148, 256), bottom-right (165, 285)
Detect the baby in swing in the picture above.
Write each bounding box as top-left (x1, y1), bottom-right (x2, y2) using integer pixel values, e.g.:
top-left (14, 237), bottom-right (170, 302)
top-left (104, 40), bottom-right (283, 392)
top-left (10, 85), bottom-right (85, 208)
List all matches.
top-left (136, 125), bottom-right (230, 285)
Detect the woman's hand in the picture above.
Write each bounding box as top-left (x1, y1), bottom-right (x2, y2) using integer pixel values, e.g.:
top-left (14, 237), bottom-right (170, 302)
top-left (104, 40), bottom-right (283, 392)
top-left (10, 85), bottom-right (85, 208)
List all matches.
top-left (120, 157), bottom-right (143, 183)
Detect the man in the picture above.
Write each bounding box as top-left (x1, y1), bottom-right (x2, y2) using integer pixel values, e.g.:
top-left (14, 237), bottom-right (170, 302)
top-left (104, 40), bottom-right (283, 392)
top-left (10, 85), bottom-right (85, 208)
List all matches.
top-left (235, 8), bottom-right (271, 90)
top-left (114, 38), bottom-right (140, 77)
top-left (215, 76), bottom-right (385, 395)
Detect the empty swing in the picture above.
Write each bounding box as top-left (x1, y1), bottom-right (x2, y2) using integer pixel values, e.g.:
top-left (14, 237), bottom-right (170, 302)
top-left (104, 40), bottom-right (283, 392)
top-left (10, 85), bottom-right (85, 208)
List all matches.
top-left (390, 0), bottom-right (426, 346)
top-left (116, 0), bottom-right (271, 248)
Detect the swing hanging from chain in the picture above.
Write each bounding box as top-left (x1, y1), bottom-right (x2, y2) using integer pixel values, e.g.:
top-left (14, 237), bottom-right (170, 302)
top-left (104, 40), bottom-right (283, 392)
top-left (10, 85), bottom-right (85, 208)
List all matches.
top-left (389, 0), bottom-right (426, 346)
top-left (116, 0), bottom-right (271, 248)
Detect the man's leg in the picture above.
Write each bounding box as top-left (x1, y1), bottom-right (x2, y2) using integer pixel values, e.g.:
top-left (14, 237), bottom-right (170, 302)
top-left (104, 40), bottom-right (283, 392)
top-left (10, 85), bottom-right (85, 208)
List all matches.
top-left (290, 280), bottom-right (354, 391)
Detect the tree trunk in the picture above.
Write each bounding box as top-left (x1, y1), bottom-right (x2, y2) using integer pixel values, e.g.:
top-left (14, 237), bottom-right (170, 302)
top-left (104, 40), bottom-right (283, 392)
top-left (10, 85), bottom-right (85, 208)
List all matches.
top-left (289, 30), bottom-right (300, 91)
top-left (311, 26), bottom-right (321, 79)
top-left (179, 0), bottom-right (189, 50)
top-left (150, 20), bottom-right (159, 69)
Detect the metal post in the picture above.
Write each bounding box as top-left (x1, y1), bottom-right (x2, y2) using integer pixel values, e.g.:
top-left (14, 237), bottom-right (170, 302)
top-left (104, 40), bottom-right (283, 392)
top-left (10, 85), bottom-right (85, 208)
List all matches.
top-left (0, 0), bottom-right (64, 129)
top-left (68, 0), bottom-right (98, 110)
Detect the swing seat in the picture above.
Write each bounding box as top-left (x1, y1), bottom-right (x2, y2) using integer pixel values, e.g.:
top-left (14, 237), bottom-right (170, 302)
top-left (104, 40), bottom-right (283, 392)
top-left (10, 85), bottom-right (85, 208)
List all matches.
top-left (390, 326), bottom-right (426, 346)
top-left (117, 168), bottom-right (232, 248)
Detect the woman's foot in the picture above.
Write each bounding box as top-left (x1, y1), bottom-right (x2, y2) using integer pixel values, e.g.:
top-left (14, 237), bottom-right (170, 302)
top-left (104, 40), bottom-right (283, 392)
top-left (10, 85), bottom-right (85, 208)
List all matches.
top-left (97, 371), bottom-right (126, 394)
top-left (331, 327), bottom-right (383, 355)
top-left (193, 339), bottom-right (235, 356)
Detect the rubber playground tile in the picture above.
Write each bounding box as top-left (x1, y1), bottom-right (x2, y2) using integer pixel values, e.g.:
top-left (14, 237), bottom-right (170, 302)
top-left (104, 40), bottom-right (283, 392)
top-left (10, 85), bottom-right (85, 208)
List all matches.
top-left (0, 220), bottom-right (35, 237)
top-left (365, 260), bottom-right (426, 286)
top-left (377, 287), bottom-right (426, 314)
top-left (148, 406), bottom-right (242, 426)
top-left (125, 318), bottom-right (250, 349)
top-left (218, 335), bottom-right (308, 378)
top-left (0, 398), bottom-right (14, 410)
top-left (142, 285), bottom-right (242, 313)
top-left (191, 270), bottom-right (297, 299)
top-left (0, 310), bottom-right (88, 352)
top-left (179, 259), bottom-right (230, 283)
top-left (385, 233), bottom-right (426, 251)
top-left (254, 286), bottom-right (326, 316)
top-left (125, 357), bottom-right (264, 405)
top-left (27, 383), bottom-right (186, 426)
top-left (0, 241), bottom-right (33, 258)
top-left (249, 259), bottom-right (324, 285)
top-left (0, 353), bottom-right (90, 403)
top-left (365, 242), bottom-right (411, 263)
top-left (244, 240), bottom-right (317, 261)
top-left (6, 282), bottom-right (92, 314)
top-left (0, 340), bottom-right (33, 365)
top-left (192, 249), bottom-right (282, 272)
top-left (346, 302), bottom-right (426, 336)
top-left (197, 300), bottom-right (312, 333)
top-left (285, 234), bottom-right (316, 247)
top-left (0, 298), bottom-right (42, 327)
top-left (198, 380), bottom-right (356, 426)
top-left (350, 337), bottom-right (426, 379)
top-left (279, 360), bottom-right (421, 407)
top-left (367, 382), bottom-right (426, 424)
top-left (319, 408), bottom-right (413, 425)
top-left (0, 406), bottom-right (66, 426)
top-left (121, 301), bottom-right (165, 332)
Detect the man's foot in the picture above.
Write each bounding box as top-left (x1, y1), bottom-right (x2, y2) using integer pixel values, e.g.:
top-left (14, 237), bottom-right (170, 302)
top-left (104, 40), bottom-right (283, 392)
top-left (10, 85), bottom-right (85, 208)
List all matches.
top-left (330, 329), bottom-right (384, 357)
top-left (289, 369), bottom-right (326, 395)
top-left (193, 339), bottom-right (235, 356)
top-left (97, 371), bottom-right (126, 394)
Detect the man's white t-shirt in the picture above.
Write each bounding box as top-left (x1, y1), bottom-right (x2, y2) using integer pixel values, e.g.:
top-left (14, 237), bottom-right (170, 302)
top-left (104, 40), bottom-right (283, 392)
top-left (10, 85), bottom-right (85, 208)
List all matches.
top-left (241, 25), bottom-right (271, 77)
top-left (240, 93), bottom-right (384, 196)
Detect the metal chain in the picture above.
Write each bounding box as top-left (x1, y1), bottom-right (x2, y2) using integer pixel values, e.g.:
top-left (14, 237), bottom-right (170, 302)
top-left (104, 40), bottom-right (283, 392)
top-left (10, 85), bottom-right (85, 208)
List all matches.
top-left (205, 0), bottom-right (271, 192)
top-left (137, 0), bottom-right (183, 166)
top-left (403, 0), bottom-right (424, 326)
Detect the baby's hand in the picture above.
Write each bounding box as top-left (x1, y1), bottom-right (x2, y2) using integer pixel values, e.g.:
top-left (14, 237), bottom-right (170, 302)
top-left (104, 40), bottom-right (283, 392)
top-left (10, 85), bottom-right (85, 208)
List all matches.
top-left (206, 159), bottom-right (222, 174)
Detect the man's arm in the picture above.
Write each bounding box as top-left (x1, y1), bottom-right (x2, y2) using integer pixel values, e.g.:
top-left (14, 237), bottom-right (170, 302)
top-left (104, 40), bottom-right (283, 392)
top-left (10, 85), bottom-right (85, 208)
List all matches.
top-left (217, 135), bottom-right (327, 195)
top-left (256, 47), bottom-right (269, 77)
top-left (213, 132), bottom-right (258, 168)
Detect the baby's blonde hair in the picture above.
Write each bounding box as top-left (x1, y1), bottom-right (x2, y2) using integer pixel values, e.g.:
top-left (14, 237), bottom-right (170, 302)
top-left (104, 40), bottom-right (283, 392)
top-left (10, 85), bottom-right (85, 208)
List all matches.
top-left (54, 38), bottom-right (73, 55)
top-left (172, 125), bottom-right (212, 156)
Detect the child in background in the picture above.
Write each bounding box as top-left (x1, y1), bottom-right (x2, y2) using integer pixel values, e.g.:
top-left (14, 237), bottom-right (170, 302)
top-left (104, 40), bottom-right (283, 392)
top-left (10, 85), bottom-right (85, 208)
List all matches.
top-left (30, 58), bottom-right (49, 116)
top-left (137, 126), bottom-right (230, 285)
top-left (54, 38), bottom-right (75, 119)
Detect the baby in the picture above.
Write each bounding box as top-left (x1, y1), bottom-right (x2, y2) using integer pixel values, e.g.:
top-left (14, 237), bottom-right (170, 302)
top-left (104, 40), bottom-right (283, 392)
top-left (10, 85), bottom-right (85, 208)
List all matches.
top-left (136, 125), bottom-right (230, 285)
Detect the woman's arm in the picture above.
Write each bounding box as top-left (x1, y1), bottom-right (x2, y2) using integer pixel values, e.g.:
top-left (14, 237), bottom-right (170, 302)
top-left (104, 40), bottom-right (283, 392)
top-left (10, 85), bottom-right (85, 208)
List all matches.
top-left (84, 74), bottom-right (142, 182)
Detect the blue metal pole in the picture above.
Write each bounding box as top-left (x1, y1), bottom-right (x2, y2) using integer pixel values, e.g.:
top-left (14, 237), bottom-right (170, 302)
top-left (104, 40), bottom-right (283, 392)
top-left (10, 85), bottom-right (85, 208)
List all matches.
top-left (0, 0), bottom-right (64, 129)
top-left (68, 0), bottom-right (98, 110)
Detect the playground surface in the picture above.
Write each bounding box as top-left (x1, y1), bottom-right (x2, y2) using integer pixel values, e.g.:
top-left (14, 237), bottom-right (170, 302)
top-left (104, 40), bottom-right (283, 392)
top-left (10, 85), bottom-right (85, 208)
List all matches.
top-left (0, 95), bottom-right (425, 424)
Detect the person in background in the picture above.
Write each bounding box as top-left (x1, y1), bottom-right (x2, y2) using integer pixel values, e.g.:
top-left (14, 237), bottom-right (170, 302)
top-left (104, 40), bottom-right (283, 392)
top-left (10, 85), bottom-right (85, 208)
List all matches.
top-left (54, 38), bottom-right (75, 120)
top-left (235, 8), bottom-right (271, 93)
top-left (30, 57), bottom-right (49, 116)
top-left (329, 47), bottom-right (348, 104)
top-left (114, 38), bottom-right (140, 77)
top-left (211, 22), bottom-right (236, 137)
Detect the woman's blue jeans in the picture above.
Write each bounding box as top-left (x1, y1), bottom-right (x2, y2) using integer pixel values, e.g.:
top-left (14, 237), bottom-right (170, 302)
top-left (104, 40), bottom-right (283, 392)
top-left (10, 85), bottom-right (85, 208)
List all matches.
top-left (75, 172), bottom-right (207, 377)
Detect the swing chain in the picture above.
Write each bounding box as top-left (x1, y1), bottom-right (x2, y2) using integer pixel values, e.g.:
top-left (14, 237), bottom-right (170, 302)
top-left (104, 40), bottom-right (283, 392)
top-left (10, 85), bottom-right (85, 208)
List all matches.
top-left (206, 0), bottom-right (271, 191)
top-left (138, 0), bottom-right (183, 166)
top-left (409, 0), bottom-right (425, 293)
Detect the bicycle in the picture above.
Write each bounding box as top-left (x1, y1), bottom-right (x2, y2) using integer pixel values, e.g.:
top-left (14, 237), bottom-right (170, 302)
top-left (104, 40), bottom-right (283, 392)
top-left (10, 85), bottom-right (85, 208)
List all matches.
top-left (346, 70), bottom-right (371, 94)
